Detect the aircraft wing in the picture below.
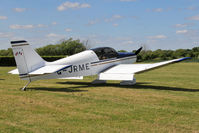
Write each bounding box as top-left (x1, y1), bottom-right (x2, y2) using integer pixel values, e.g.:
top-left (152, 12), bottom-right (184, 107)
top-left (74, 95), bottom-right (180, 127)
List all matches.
top-left (9, 65), bottom-right (72, 75)
top-left (99, 57), bottom-right (191, 80)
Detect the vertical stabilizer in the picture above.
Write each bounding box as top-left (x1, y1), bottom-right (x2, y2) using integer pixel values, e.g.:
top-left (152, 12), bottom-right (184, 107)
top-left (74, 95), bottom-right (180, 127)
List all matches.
top-left (11, 40), bottom-right (45, 79)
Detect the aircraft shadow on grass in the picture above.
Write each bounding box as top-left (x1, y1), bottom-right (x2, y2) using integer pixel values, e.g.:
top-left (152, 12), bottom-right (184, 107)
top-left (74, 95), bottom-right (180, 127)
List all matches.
top-left (28, 81), bottom-right (199, 93)
top-left (53, 81), bottom-right (199, 92)
top-left (29, 87), bottom-right (88, 93)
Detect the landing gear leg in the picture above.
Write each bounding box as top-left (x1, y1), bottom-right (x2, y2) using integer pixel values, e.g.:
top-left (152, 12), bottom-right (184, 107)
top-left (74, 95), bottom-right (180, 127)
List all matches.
top-left (21, 81), bottom-right (31, 91)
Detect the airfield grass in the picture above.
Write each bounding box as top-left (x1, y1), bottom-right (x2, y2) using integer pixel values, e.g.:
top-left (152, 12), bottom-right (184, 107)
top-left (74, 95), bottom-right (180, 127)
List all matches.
top-left (0, 63), bottom-right (199, 133)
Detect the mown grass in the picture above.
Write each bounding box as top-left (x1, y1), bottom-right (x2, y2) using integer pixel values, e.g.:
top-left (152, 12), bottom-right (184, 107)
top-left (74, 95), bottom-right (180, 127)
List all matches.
top-left (0, 63), bottom-right (199, 133)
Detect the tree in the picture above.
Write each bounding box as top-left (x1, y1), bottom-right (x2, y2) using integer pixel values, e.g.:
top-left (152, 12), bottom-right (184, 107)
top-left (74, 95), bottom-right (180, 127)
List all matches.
top-left (36, 38), bottom-right (86, 56)
top-left (0, 48), bottom-right (13, 56)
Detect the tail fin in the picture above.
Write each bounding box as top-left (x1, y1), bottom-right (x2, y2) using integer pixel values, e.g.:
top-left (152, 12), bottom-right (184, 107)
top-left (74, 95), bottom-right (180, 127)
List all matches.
top-left (11, 40), bottom-right (45, 78)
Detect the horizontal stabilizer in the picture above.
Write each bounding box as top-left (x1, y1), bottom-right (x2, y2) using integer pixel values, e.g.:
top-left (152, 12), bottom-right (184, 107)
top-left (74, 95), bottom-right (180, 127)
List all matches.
top-left (9, 65), bottom-right (72, 75)
top-left (8, 68), bottom-right (19, 74)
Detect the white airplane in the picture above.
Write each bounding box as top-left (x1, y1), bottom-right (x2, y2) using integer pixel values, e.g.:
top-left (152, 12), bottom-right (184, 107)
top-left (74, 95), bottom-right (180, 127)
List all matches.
top-left (9, 40), bottom-right (190, 91)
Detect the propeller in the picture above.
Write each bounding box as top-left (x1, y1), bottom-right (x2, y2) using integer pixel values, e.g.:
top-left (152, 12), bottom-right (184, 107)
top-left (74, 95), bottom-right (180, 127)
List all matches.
top-left (135, 47), bottom-right (143, 55)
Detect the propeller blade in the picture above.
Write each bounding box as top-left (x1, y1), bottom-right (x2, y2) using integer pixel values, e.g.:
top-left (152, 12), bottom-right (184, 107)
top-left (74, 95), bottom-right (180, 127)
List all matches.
top-left (135, 47), bottom-right (143, 55)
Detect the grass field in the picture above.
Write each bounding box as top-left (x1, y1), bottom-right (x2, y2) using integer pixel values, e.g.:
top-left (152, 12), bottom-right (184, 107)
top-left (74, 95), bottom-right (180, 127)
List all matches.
top-left (0, 63), bottom-right (199, 133)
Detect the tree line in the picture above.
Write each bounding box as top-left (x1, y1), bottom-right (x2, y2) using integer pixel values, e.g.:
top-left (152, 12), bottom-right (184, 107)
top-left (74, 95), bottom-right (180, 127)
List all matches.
top-left (0, 38), bottom-right (86, 56)
top-left (0, 38), bottom-right (199, 62)
top-left (134, 48), bottom-right (199, 62)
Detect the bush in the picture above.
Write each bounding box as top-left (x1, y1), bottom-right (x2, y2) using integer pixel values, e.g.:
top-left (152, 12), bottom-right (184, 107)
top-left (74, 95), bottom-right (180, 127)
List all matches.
top-left (0, 56), bottom-right (16, 66)
top-left (0, 56), bottom-right (65, 66)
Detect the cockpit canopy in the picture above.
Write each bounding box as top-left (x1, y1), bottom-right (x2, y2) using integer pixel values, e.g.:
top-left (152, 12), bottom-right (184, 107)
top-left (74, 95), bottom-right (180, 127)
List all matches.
top-left (91, 47), bottom-right (118, 60)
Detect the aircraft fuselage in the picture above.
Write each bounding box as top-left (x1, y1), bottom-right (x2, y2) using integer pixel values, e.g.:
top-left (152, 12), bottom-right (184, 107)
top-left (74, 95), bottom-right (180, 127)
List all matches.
top-left (29, 48), bottom-right (137, 81)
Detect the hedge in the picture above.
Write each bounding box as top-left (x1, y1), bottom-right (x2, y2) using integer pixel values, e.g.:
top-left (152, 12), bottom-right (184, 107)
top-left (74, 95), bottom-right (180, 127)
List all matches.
top-left (0, 56), bottom-right (65, 66)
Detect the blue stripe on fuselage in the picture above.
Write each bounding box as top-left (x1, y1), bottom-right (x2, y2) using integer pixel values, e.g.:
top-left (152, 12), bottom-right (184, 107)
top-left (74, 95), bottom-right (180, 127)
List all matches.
top-left (117, 52), bottom-right (136, 58)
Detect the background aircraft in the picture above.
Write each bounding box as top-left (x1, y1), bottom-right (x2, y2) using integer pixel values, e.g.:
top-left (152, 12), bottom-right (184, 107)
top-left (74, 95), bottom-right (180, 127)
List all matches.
top-left (9, 40), bottom-right (190, 91)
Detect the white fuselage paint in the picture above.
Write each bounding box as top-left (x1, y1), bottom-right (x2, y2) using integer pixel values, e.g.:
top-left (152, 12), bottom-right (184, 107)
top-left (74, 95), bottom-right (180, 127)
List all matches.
top-left (27, 50), bottom-right (137, 81)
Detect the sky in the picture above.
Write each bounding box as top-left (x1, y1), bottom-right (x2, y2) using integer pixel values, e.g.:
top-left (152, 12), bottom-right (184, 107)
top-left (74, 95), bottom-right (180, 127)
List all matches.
top-left (0, 0), bottom-right (199, 51)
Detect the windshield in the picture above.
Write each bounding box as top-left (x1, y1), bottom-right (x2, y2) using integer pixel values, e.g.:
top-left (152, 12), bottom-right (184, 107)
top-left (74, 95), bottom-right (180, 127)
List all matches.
top-left (92, 47), bottom-right (118, 60)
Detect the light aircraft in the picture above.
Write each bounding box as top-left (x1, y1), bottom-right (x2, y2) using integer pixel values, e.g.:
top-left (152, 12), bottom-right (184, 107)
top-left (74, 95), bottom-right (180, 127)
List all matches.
top-left (9, 40), bottom-right (190, 91)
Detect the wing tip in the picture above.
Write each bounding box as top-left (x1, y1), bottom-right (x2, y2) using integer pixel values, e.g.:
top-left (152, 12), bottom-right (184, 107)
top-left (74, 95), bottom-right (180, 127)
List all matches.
top-left (177, 57), bottom-right (191, 62)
